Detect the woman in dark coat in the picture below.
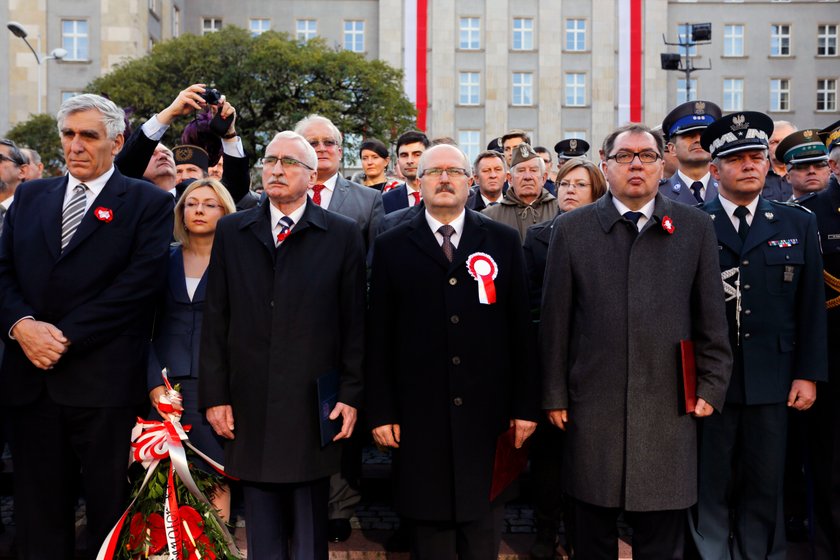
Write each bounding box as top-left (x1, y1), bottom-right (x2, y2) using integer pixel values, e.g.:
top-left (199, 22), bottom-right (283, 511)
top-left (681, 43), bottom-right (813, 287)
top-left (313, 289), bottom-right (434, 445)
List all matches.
top-left (148, 178), bottom-right (237, 519)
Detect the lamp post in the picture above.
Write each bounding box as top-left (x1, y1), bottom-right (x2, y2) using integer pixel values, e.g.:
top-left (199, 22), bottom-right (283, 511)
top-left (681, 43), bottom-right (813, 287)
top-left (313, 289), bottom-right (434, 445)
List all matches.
top-left (7, 21), bottom-right (67, 114)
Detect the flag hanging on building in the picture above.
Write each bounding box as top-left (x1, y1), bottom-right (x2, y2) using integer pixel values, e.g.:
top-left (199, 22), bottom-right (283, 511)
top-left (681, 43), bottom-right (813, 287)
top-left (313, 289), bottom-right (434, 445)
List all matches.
top-left (618, 0), bottom-right (643, 123)
top-left (403, 0), bottom-right (428, 131)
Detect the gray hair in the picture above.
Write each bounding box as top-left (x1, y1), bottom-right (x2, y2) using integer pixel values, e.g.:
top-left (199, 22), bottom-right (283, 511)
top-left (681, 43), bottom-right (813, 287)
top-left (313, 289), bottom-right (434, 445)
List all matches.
top-left (829, 145), bottom-right (840, 166)
top-left (21, 147), bottom-right (41, 165)
top-left (293, 114), bottom-right (343, 144)
top-left (269, 131), bottom-right (318, 170)
top-left (56, 94), bottom-right (126, 140)
top-left (773, 120), bottom-right (798, 133)
top-left (473, 150), bottom-right (507, 173)
top-left (417, 144), bottom-right (472, 178)
top-left (511, 155), bottom-right (546, 176)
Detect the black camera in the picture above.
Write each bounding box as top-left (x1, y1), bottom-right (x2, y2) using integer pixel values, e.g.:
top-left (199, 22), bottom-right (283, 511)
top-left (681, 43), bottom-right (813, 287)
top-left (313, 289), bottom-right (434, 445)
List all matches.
top-left (200, 88), bottom-right (222, 105)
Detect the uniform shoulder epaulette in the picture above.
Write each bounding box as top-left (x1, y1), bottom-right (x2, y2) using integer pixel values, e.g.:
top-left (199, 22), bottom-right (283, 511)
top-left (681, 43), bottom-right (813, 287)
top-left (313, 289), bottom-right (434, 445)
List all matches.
top-left (769, 199), bottom-right (814, 214)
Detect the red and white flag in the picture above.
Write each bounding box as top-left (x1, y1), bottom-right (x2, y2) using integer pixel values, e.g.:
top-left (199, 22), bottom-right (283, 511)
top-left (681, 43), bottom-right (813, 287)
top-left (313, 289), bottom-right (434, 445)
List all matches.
top-left (618, 0), bottom-right (644, 123)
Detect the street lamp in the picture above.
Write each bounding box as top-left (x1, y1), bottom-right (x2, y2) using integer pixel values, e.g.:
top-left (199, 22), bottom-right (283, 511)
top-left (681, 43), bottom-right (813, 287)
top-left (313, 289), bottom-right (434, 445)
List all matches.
top-left (7, 21), bottom-right (67, 114)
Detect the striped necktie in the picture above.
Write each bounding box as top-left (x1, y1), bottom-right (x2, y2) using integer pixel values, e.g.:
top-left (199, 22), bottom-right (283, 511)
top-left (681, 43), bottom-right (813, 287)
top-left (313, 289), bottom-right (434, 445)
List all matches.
top-left (276, 216), bottom-right (294, 245)
top-left (61, 184), bottom-right (87, 251)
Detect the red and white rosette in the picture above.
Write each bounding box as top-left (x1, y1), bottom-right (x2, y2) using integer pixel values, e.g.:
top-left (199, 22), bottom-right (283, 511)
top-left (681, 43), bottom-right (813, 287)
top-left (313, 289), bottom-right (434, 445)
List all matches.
top-left (466, 252), bottom-right (498, 305)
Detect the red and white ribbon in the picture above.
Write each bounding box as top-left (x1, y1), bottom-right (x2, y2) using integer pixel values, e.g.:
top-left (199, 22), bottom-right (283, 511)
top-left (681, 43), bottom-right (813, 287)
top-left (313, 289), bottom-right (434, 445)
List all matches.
top-left (97, 370), bottom-right (239, 560)
top-left (466, 252), bottom-right (498, 305)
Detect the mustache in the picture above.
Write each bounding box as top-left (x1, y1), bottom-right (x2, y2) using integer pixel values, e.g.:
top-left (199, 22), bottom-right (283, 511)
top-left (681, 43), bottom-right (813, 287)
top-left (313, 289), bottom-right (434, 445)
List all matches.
top-left (435, 185), bottom-right (456, 194)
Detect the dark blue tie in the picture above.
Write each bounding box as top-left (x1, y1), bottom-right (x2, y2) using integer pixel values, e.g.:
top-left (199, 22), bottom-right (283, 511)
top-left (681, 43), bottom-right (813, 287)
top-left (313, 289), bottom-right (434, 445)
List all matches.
top-left (623, 211), bottom-right (643, 232)
top-left (690, 181), bottom-right (704, 204)
top-left (733, 206), bottom-right (750, 242)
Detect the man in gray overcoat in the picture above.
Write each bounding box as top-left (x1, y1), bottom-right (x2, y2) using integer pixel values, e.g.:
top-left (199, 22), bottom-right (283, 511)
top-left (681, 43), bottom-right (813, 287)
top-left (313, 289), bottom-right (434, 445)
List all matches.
top-left (540, 123), bottom-right (732, 558)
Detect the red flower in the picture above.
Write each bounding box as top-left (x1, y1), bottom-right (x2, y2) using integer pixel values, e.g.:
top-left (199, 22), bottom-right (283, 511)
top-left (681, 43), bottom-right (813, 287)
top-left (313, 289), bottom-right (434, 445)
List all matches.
top-left (662, 215), bottom-right (675, 235)
top-left (94, 206), bottom-right (114, 223)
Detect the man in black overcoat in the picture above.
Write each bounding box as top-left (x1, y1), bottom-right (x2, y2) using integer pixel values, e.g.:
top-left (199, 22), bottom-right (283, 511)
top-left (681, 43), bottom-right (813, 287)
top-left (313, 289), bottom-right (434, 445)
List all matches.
top-left (199, 131), bottom-right (366, 560)
top-left (367, 144), bottom-right (539, 559)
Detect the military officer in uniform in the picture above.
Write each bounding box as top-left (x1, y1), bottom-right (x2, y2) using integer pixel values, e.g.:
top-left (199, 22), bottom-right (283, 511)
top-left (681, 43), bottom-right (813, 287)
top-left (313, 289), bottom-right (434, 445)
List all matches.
top-left (658, 100), bottom-right (722, 205)
top-left (798, 120), bottom-right (840, 558)
top-left (553, 139), bottom-right (590, 165)
top-left (691, 111), bottom-right (828, 560)
top-left (777, 129), bottom-right (832, 203)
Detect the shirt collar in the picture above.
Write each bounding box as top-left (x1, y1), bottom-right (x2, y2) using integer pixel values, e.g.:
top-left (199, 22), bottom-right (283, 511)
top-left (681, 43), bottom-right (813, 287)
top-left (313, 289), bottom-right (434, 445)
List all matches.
top-left (677, 170), bottom-right (710, 189)
top-left (425, 209), bottom-right (466, 239)
top-left (269, 199), bottom-right (308, 230)
top-left (0, 195), bottom-right (13, 210)
top-left (718, 193), bottom-right (760, 220)
top-left (316, 173), bottom-right (338, 190)
top-left (68, 166), bottom-right (116, 198)
top-left (611, 195), bottom-right (655, 220)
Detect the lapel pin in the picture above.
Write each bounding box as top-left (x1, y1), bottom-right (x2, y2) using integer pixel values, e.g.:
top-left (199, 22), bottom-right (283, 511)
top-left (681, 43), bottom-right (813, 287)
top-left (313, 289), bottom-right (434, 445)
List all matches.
top-left (466, 253), bottom-right (498, 305)
top-left (94, 207), bottom-right (113, 223)
top-left (661, 215), bottom-right (675, 234)
top-left (764, 211), bottom-right (774, 220)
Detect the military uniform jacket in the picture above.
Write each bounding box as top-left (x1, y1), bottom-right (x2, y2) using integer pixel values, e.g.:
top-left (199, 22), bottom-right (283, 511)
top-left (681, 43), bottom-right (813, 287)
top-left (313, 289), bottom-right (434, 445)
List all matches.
top-left (703, 196), bottom-right (827, 404)
top-left (199, 198), bottom-right (366, 483)
top-left (540, 193), bottom-right (732, 511)
top-left (481, 187), bottom-right (557, 242)
top-left (366, 209), bottom-right (539, 522)
top-left (800, 177), bottom-right (840, 384)
top-left (659, 173), bottom-right (720, 205)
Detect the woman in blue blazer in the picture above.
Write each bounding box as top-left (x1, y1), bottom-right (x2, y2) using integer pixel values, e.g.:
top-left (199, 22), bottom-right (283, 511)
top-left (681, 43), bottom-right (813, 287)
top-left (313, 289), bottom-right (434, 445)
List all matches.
top-left (148, 177), bottom-right (237, 519)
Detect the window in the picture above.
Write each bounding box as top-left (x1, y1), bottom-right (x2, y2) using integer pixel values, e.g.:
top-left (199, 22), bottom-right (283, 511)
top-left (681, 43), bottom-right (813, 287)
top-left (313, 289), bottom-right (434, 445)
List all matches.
top-left (818, 25), bottom-right (838, 56)
top-left (62, 91), bottom-right (82, 103)
top-left (723, 25), bottom-right (744, 56)
top-left (62, 20), bottom-right (88, 60)
top-left (512, 18), bottom-right (534, 50)
top-left (249, 19), bottom-right (270, 37)
top-left (512, 72), bottom-right (533, 106)
top-left (565, 73), bottom-right (586, 106)
top-left (770, 24), bottom-right (791, 56)
top-left (565, 19), bottom-right (586, 51)
top-left (172, 6), bottom-right (180, 38)
top-left (818, 79), bottom-right (837, 111)
top-left (296, 20), bottom-right (317, 42)
top-left (458, 72), bottom-right (480, 105)
top-left (148, 0), bottom-right (160, 16)
top-left (459, 17), bottom-right (480, 50)
top-left (202, 18), bottom-right (222, 35)
top-left (344, 20), bottom-right (365, 53)
top-left (723, 79), bottom-right (744, 111)
top-left (770, 79), bottom-right (791, 111)
top-left (677, 79), bottom-right (698, 104)
top-left (677, 24), bottom-right (697, 56)
top-left (458, 131), bottom-right (481, 163)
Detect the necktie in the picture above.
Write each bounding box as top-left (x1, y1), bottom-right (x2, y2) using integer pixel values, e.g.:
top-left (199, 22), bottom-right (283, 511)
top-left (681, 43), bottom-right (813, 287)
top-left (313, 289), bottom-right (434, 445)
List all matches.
top-left (411, 191), bottom-right (421, 206)
top-left (488, 201), bottom-right (499, 206)
top-left (623, 211), bottom-right (643, 232)
top-left (61, 184), bottom-right (87, 251)
top-left (438, 224), bottom-right (455, 262)
top-left (276, 216), bottom-right (294, 245)
top-left (312, 184), bottom-right (326, 206)
top-left (690, 181), bottom-right (704, 204)
top-left (734, 205), bottom-right (750, 242)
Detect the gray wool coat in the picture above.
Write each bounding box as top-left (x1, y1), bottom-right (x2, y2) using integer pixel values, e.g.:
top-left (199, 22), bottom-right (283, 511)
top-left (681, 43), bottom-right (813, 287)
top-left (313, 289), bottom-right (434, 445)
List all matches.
top-left (540, 192), bottom-right (732, 511)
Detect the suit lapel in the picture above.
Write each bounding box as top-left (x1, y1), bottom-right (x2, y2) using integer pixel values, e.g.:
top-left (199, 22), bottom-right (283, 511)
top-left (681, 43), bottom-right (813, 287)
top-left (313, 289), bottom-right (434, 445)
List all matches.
top-left (450, 210), bottom-right (488, 272)
top-left (168, 248), bottom-right (192, 304)
top-left (328, 176), bottom-right (349, 212)
top-left (60, 171), bottom-right (128, 258)
top-left (706, 196), bottom-right (743, 254)
top-left (40, 177), bottom-right (68, 261)
top-left (244, 200), bottom-right (277, 259)
top-left (742, 198), bottom-right (781, 254)
top-left (705, 179), bottom-right (719, 202)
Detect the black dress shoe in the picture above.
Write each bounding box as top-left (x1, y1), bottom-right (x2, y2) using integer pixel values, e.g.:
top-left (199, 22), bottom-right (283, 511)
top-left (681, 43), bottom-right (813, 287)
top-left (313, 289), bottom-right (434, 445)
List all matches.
top-left (328, 518), bottom-right (352, 542)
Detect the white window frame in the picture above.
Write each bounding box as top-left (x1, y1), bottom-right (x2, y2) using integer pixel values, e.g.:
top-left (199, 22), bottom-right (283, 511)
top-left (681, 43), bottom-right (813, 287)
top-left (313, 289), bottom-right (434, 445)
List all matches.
top-left (770, 24), bottom-right (791, 56)
top-left (459, 17), bottom-right (480, 50)
top-left (202, 17), bottom-right (222, 35)
top-left (723, 24), bottom-right (745, 57)
top-left (677, 78), bottom-right (698, 104)
top-left (458, 130), bottom-right (481, 163)
top-left (723, 78), bottom-right (744, 111)
top-left (512, 18), bottom-right (534, 51)
top-left (512, 72), bottom-right (534, 106)
top-left (770, 78), bottom-right (791, 111)
top-left (62, 19), bottom-right (89, 61)
top-left (818, 24), bottom-right (838, 56)
top-left (817, 79), bottom-right (837, 111)
top-left (343, 20), bottom-right (365, 53)
top-left (565, 73), bottom-right (587, 107)
top-left (296, 20), bottom-right (317, 42)
top-left (565, 19), bottom-right (586, 51)
top-left (458, 72), bottom-right (481, 106)
top-left (249, 19), bottom-right (270, 37)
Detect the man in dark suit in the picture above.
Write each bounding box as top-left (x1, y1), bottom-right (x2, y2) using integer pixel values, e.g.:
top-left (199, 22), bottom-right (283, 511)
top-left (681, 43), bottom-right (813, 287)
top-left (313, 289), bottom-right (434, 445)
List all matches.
top-left (691, 112), bottom-right (827, 559)
top-left (367, 143), bottom-right (539, 559)
top-left (382, 131), bottom-right (430, 214)
top-left (658, 100), bottom-right (722, 205)
top-left (467, 150), bottom-right (506, 212)
top-left (293, 115), bottom-right (384, 253)
top-left (199, 130), bottom-right (365, 559)
top-left (541, 123), bottom-right (732, 557)
top-left (763, 120), bottom-right (797, 202)
top-left (0, 94), bottom-right (174, 558)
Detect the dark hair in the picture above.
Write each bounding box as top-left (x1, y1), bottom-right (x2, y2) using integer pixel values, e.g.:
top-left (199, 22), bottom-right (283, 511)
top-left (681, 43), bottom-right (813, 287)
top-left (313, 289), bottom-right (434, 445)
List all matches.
top-left (602, 123), bottom-right (665, 158)
top-left (359, 138), bottom-right (389, 159)
top-left (0, 138), bottom-right (29, 166)
top-left (534, 146), bottom-right (551, 162)
top-left (473, 150), bottom-right (506, 172)
top-left (396, 130), bottom-right (430, 153)
top-left (556, 158), bottom-right (607, 200)
top-left (431, 136), bottom-right (457, 146)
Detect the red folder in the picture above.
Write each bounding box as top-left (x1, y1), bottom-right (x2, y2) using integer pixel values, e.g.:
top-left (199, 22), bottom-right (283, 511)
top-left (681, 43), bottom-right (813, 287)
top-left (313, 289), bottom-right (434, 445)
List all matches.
top-left (680, 340), bottom-right (697, 415)
top-left (489, 426), bottom-right (530, 501)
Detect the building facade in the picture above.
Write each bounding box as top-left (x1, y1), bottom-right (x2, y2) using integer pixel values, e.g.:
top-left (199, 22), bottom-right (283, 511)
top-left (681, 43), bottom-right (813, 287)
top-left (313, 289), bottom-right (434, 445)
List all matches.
top-left (2, 0), bottom-right (837, 163)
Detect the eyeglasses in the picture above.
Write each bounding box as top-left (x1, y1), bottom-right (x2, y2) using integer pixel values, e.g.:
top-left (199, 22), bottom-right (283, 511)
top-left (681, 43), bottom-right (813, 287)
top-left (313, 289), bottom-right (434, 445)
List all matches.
top-left (790, 160), bottom-right (829, 171)
top-left (0, 153), bottom-right (22, 166)
top-left (260, 156), bottom-right (314, 171)
top-left (558, 180), bottom-right (591, 190)
top-left (421, 167), bottom-right (469, 178)
top-left (308, 139), bottom-right (338, 149)
top-left (606, 151), bottom-right (661, 164)
top-left (184, 201), bottom-right (222, 211)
